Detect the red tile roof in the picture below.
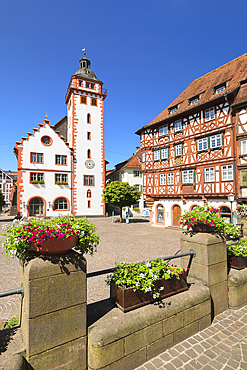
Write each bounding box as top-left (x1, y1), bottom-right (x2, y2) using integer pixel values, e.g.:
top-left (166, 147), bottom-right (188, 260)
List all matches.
top-left (137, 53), bottom-right (247, 132)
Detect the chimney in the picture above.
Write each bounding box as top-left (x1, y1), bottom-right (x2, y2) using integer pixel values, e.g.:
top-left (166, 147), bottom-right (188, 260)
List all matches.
top-left (136, 146), bottom-right (140, 152)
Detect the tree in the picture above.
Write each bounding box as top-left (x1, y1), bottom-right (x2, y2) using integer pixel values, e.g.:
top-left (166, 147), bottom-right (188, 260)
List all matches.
top-left (0, 190), bottom-right (5, 210)
top-left (103, 181), bottom-right (140, 222)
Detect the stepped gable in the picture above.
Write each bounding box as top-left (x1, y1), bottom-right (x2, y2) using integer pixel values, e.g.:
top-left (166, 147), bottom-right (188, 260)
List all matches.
top-left (139, 53), bottom-right (247, 130)
top-left (14, 119), bottom-right (71, 149)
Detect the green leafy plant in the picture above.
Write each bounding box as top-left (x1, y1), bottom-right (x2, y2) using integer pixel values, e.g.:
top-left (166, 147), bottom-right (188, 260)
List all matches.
top-left (102, 181), bottom-right (140, 222)
top-left (31, 180), bottom-right (38, 184)
top-left (106, 258), bottom-right (188, 299)
top-left (0, 316), bottom-right (19, 330)
top-left (0, 190), bottom-right (5, 208)
top-left (227, 239), bottom-right (247, 257)
top-left (38, 180), bottom-right (44, 184)
top-left (62, 181), bottom-right (68, 185)
top-left (56, 181), bottom-right (62, 185)
top-left (179, 206), bottom-right (240, 239)
top-left (2, 215), bottom-right (100, 259)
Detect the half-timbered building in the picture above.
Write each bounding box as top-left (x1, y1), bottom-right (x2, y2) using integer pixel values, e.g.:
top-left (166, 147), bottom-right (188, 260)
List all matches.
top-left (136, 53), bottom-right (247, 227)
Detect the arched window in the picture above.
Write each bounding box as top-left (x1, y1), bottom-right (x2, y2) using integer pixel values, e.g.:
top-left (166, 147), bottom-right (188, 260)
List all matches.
top-left (87, 113), bottom-right (91, 124)
top-left (87, 149), bottom-right (91, 159)
top-left (29, 197), bottom-right (44, 216)
top-left (54, 197), bottom-right (68, 210)
top-left (87, 190), bottom-right (92, 198)
top-left (157, 204), bottom-right (164, 223)
top-left (220, 206), bottom-right (231, 222)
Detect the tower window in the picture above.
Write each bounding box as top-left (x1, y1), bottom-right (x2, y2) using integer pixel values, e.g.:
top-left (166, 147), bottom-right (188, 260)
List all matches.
top-left (88, 200), bottom-right (91, 208)
top-left (91, 98), bottom-right (97, 106)
top-left (87, 113), bottom-right (91, 123)
top-left (87, 149), bottom-right (91, 159)
top-left (87, 189), bottom-right (92, 198)
top-left (81, 96), bottom-right (87, 104)
top-left (87, 132), bottom-right (91, 140)
top-left (79, 81), bottom-right (82, 87)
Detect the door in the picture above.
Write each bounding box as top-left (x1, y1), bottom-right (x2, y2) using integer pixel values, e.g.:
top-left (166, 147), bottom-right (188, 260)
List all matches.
top-left (173, 205), bottom-right (181, 225)
top-left (157, 205), bottom-right (164, 223)
top-left (29, 197), bottom-right (44, 216)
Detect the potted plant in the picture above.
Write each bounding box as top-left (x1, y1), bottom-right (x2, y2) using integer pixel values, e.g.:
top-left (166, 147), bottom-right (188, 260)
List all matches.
top-left (180, 206), bottom-right (241, 239)
top-left (38, 179), bottom-right (44, 184)
top-left (62, 181), bottom-right (68, 185)
top-left (2, 215), bottom-right (100, 259)
top-left (31, 180), bottom-right (38, 184)
top-left (56, 181), bottom-right (62, 185)
top-left (106, 258), bottom-right (188, 312)
top-left (227, 239), bottom-right (247, 269)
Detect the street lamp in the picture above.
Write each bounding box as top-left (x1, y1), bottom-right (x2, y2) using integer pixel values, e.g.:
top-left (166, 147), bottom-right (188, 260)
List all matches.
top-left (228, 193), bottom-right (235, 224)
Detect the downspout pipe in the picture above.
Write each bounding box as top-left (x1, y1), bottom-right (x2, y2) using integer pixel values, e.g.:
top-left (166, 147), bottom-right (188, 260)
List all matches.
top-left (224, 94), bottom-right (237, 200)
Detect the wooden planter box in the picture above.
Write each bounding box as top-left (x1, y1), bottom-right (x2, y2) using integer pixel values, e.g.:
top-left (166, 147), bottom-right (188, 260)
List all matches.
top-left (227, 255), bottom-right (247, 270)
top-left (110, 274), bottom-right (188, 312)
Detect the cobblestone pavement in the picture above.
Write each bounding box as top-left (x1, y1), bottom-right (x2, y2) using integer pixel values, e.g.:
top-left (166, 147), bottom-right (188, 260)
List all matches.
top-left (0, 215), bottom-right (181, 323)
top-left (135, 306), bottom-right (247, 370)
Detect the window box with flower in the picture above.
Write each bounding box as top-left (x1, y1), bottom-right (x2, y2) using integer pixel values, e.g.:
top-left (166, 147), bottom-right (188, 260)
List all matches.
top-left (106, 258), bottom-right (188, 312)
top-left (227, 239), bottom-right (247, 269)
top-left (2, 215), bottom-right (100, 259)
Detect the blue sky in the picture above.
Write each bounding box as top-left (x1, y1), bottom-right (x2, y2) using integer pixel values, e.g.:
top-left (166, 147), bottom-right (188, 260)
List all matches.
top-left (1, 0), bottom-right (247, 171)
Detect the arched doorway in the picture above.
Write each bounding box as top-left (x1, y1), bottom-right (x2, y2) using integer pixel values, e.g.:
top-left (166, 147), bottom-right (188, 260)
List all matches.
top-left (29, 197), bottom-right (44, 216)
top-left (220, 206), bottom-right (231, 223)
top-left (157, 204), bottom-right (164, 224)
top-left (173, 205), bottom-right (181, 225)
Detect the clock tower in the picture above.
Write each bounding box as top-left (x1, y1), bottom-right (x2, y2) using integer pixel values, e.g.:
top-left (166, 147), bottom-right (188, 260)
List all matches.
top-left (65, 53), bottom-right (107, 215)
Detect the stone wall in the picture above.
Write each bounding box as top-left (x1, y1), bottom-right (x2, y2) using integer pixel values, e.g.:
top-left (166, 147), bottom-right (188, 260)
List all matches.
top-left (228, 268), bottom-right (247, 309)
top-left (88, 278), bottom-right (211, 370)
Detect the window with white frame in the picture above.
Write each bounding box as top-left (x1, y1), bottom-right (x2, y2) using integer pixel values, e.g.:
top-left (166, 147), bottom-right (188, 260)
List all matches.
top-left (174, 120), bottom-right (182, 132)
top-left (159, 125), bottom-right (168, 136)
top-left (204, 167), bottom-right (215, 182)
top-left (133, 170), bottom-right (140, 177)
top-left (210, 134), bottom-right (222, 149)
top-left (215, 84), bottom-right (226, 94)
top-left (167, 173), bottom-right (174, 185)
top-left (154, 150), bottom-right (160, 161)
top-left (160, 173), bottom-right (166, 185)
top-left (135, 184), bottom-right (140, 191)
top-left (161, 148), bottom-right (168, 159)
top-left (205, 107), bottom-right (215, 122)
top-left (221, 165), bottom-right (233, 181)
top-left (241, 140), bottom-right (247, 155)
top-left (189, 96), bottom-right (199, 105)
top-left (143, 175), bottom-right (146, 187)
top-left (197, 137), bottom-right (208, 151)
top-left (169, 106), bottom-right (178, 114)
top-left (142, 152), bottom-right (145, 163)
top-left (182, 169), bottom-right (194, 184)
top-left (175, 144), bottom-right (182, 157)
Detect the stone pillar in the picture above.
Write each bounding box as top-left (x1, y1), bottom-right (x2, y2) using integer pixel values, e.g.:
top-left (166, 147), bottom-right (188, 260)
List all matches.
top-left (19, 250), bottom-right (87, 370)
top-left (180, 233), bottom-right (228, 317)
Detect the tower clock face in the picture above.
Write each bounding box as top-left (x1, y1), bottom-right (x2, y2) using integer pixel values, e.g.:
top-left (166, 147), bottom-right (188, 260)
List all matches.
top-left (85, 159), bottom-right (95, 169)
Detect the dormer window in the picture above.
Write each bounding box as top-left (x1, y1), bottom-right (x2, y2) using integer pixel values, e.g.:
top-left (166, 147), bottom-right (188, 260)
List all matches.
top-left (169, 105), bottom-right (178, 114)
top-left (189, 95), bottom-right (199, 105)
top-left (214, 83), bottom-right (226, 94)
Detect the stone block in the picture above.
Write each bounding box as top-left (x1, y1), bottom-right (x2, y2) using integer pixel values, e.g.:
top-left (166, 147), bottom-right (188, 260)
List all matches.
top-left (88, 339), bottom-right (124, 369)
top-left (163, 312), bottom-right (183, 336)
top-left (174, 321), bottom-right (199, 345)
top-left (228, 283), bottom-right (247, 308)
top-left (19, 251), bottom-right (86, 280)
top-left (183, 300), bottom-right (211, 326)
top-left (228, 267), bottom-right (247, 287)
top-left (125, 322), bottom-right (163, 355)
top-left (27, 336), bottom-right (87, 370)
top-left (180, 233), bottom-right (226, 266)
top-left (88, 348), bottom-right (147, 370)
top-left (26, 270), bottom-right (86, 318)
top-left (147, 334), bottom-right (174, 360)
top-left (214, 300), bottom-right (229, 316)
top-left (26, 303), bottom-right (86, 357)
top-left (188, 262), bottom-right (227, 286)
top-left (199, 314), bottom-right (212, 331)
top-left (209, 281), bottom-right (228, 307)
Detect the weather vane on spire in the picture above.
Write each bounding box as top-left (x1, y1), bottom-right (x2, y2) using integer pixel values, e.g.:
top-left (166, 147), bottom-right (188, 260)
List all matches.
top-left (82, 47), bottom-right (86, 56)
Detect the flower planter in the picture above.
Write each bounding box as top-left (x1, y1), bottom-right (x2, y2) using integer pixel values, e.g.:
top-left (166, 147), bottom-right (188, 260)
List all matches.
top-left (192, 224), bottom-right (215, 233)
top-left (227, 255), bottom-right (247, 270)
top-left (30, 234), bottom-right (78, 255)
top-left (110, 274), bottom-right (188, 312)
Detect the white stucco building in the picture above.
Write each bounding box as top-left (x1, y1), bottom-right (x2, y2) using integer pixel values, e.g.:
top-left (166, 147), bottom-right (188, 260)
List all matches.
top-left (15, 54), bottom-right (107, 217)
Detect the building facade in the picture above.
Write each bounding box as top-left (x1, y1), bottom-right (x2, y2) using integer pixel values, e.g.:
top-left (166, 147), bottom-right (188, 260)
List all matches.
top-left (106, 148), bottom-right (145, 216)
top-left (0, 169), bottom-right (15, 208)
top-left (15, 54), bottom-right (107, 217)
top-left (136, 53), bottom-right (247, 227)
